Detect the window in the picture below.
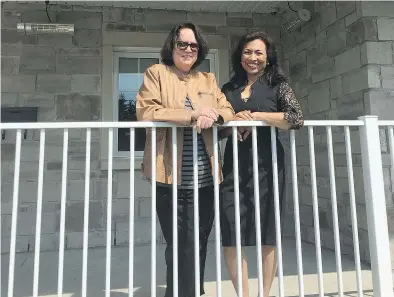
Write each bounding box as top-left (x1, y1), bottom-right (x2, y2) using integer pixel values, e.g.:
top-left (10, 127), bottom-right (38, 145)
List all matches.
top-left (114, 52), bottom-right (160, 156)
top-left (113, 49), bottom-right (216, 157)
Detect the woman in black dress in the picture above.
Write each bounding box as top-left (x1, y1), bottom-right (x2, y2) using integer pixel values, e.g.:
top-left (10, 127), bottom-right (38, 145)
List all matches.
top-left (219, 32), bottom-right (304, 297)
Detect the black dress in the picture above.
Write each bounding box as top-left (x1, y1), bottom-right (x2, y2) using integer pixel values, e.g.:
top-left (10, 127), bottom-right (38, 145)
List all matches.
top-left (219, 78), bottom-right (304, 247)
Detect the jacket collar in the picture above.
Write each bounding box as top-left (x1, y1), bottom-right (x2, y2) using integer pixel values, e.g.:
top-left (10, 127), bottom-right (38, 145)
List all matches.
top-left (168, 65), bottom-right (198, 82)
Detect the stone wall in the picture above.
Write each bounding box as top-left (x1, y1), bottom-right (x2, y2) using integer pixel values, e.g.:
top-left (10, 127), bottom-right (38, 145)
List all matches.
top-left (356, 1), bottom-right (394, 267)
top-left (280, 1), bottom-right (394, 264)
top-left (1, 2), bottom-right (282, 252)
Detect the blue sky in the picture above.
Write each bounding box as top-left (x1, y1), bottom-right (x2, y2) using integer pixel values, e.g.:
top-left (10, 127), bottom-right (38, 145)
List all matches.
top-left (118, 73), bottom-right (143, 91)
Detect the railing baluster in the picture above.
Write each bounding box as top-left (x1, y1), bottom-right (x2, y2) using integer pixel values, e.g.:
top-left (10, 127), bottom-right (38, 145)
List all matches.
top-left (172, 126), bottom-right (178, 297)
top-left (33, 129), bottom-right (46, 297)
top-left (389, 126), bottom-right (394, 208)
top-left (193, 128), bottom-right (200, 297)
top-left (326, 126), bottom-right (344, 297)
top-left (82, 128), bottom-right (91, 297)
top-left (308, 126), bottom-right (325, 297)
top-left (212, 126), bottom-right (222, 297)
top-left (289, 130), bottom-right (304, 297)
top-left (151, 127), bottom-right (157, 297)
top-left (0, 128), bottom-right (1, 297)
top-left (344, 126), bottom-right (363, 297)
top-left (252, 126), bottom-right (264, 297)
top-left (232, 126), bottom-right (243, 297)
top-left (58, 129), bottom-right (69, 297)
top-left (106, 128), bottom-right (114, 297)
top-left (8, 129), bottom-right (22, 297)
top-left (7, 129), bottom-right (22, 297)
top-left (129, 128), bottom-right (135, 297)
top-left (359, 116), bottom-right (393, 297)
top-left (270, 127), bottom-right (284, 297)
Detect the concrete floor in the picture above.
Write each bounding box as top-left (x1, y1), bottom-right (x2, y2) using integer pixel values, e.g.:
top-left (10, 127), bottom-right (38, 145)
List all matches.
top-left (1, 238), bottom-right (375, 297)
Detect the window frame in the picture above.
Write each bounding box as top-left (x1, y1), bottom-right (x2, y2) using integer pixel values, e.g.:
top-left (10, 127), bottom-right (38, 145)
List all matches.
top-left (112, 47), bottom-right (218, 158)
top-left (113, 49), bottom-right (162, 158)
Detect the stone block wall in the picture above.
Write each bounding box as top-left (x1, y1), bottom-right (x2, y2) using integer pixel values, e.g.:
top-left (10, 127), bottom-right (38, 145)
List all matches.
top-left (280, 1), bottom-right (394, 264)
top-left (356, 1), bottom-right (394, 267)
top-left (1, 2), bottom-right (283, 253)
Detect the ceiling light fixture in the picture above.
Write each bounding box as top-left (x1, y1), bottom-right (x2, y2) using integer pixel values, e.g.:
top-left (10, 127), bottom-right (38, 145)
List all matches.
top-left (16, 0), bottom-right (74, 35)
top-left (17, 23), bottom-right (75, 35)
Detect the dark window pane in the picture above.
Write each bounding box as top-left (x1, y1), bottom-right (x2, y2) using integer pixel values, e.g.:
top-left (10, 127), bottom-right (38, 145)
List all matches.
top-left (117, 56), bottom-right (158, 153)
top-left (118, 128), bottom-right (146, 152)
top-left (139, 58), bottom-right (159, 73)
top-left (197, 59), bottom-right (210, 73)
top-left (118, 92), bottom-right (145, 152)
top-left (119, 58), bottom-right (138, 73)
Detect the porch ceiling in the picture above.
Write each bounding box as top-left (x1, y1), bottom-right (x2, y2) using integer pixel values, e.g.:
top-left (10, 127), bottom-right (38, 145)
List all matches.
top-left (14, 1), bottom-right (290, 14)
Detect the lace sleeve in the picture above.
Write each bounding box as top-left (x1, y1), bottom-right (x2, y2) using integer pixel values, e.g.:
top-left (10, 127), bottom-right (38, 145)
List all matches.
top-left (277, 81), bottom-right (304, 130)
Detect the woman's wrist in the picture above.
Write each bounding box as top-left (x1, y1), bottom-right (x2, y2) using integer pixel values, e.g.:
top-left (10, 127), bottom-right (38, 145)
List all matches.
top-left (252, 112), bottom-right (265, 121)
top-left (191, 110), bottom-right (199, 121)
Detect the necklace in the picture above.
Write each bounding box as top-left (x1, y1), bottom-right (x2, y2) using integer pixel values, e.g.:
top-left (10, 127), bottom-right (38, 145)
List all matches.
top-left (241, 81), bottom-right (254, 103)
top-left (241, 97), bottom-right (250, 103)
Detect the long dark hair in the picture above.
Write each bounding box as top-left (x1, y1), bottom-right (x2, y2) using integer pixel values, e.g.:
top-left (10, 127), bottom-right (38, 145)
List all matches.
top-left (160, 22), bottom-right (209, 70)
top-left (228, 31), bottom-right (287, 89)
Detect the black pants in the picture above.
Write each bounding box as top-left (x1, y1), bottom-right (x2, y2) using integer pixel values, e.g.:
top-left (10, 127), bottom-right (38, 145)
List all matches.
top-left (156, 185), bottom-right (215, 297)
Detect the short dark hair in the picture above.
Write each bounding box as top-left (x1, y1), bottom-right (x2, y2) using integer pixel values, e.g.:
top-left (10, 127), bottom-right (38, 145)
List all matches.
top-left (160, 22), bottom-right (209, 70)
top-left (228, 31), bottom-right (287, 89)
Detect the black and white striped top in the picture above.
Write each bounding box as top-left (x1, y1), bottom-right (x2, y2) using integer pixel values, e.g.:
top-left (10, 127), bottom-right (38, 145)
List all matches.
top-left (179, 98), bottom-right (213, 189)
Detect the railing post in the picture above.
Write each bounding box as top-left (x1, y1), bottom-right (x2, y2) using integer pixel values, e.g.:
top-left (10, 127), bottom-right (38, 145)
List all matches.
top-left (359, 115), bottom-right (393, 297)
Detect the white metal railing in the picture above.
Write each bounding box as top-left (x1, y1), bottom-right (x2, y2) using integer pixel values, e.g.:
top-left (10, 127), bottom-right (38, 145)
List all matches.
top-left (0, 116), bottom-right (393, 297)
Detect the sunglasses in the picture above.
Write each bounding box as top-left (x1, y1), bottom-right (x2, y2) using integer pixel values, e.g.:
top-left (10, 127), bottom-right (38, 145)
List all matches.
top-left (175, 41), bottom-right (199, 52)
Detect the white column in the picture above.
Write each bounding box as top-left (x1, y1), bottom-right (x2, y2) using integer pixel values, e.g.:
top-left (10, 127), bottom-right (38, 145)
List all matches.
top-left (359, 115), bottom-right (393, 297)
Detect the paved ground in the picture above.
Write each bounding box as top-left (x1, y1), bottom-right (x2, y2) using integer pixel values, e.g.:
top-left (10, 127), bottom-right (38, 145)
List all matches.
top-left (1, 238), bottom-right (375, 297)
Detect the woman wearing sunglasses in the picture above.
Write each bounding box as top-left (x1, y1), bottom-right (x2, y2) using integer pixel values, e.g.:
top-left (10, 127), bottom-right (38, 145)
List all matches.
top-left (136, 22), bottom-right (234, 297)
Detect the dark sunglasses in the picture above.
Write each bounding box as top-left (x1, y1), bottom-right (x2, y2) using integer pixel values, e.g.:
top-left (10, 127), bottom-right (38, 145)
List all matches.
top-left (175, 41), bottom-right (199, 52)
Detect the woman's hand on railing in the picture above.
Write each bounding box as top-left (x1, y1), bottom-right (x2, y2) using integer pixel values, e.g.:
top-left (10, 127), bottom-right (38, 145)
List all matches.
top-left (234, 110), bottom-right (253, 121)
top-left (196, 115), bottom-right (215, 133)
top-left (192, 108), bottom-right (219, 122)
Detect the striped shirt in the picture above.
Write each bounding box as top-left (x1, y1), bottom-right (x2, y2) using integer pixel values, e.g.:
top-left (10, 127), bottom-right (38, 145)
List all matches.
top-left (179, 98), bottom-right (213, 189)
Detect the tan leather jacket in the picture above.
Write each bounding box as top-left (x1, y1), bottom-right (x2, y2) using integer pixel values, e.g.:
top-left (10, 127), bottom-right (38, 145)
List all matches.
top-left (136, 64), bottom-right (235, 185)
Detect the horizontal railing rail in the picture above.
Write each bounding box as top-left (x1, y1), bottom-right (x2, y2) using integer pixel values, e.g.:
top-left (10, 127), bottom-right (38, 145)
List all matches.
top-left (0, 119), bottom-right (365, 130)
top-left (378, 120), bottom-right (394, 126)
